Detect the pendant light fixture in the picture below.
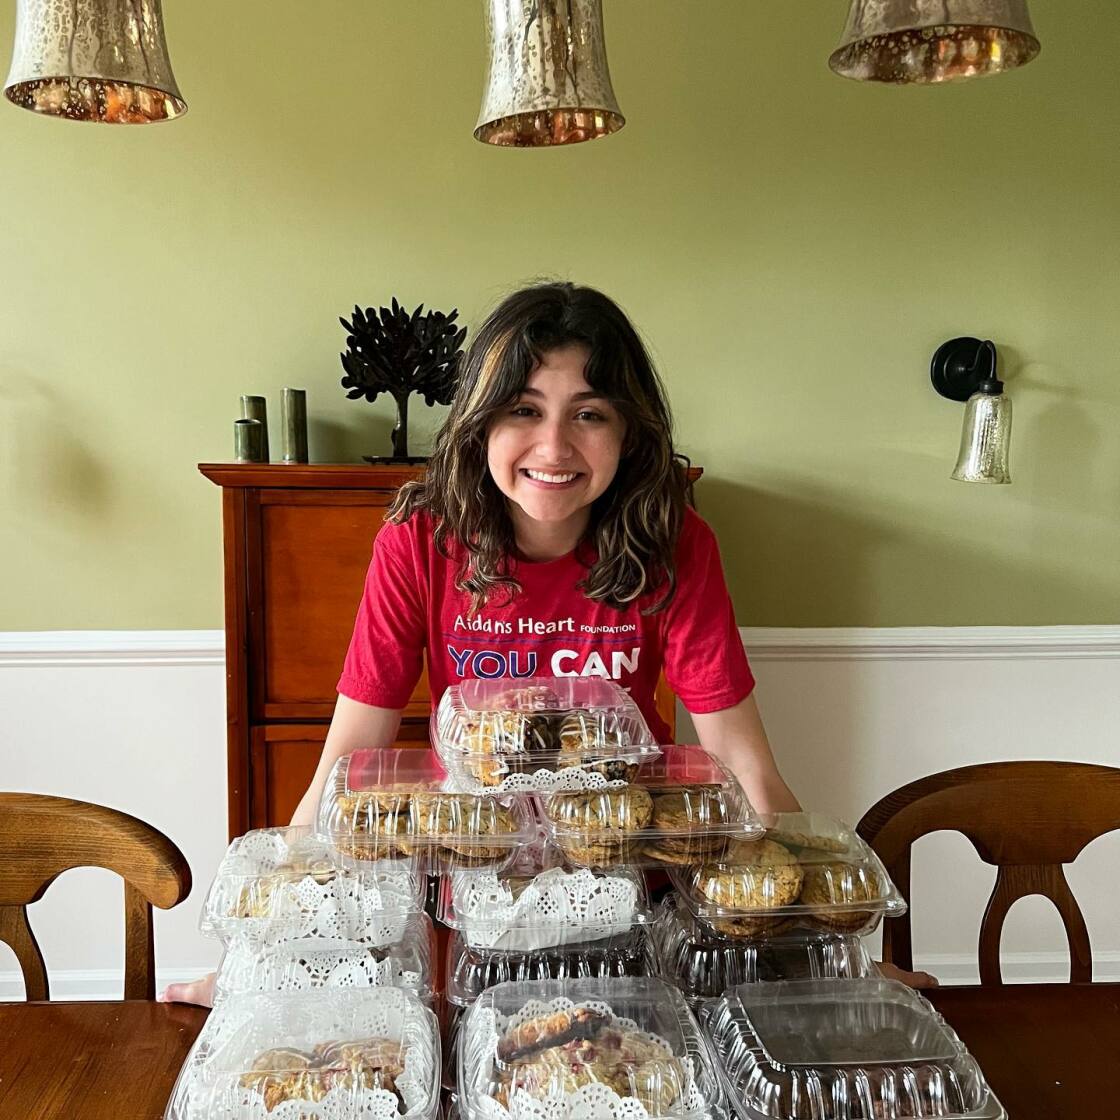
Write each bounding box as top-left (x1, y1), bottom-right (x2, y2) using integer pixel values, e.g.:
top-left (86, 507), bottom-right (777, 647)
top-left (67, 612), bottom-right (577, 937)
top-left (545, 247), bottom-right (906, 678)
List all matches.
top-left (4, 0), bottom-right (186, 123)
top-left (475, 0), bottom-right (624, 147)
top-left (830, 1), bottom-right (1040, 84)
top-left (931, 337), bottom-right (1012, 484)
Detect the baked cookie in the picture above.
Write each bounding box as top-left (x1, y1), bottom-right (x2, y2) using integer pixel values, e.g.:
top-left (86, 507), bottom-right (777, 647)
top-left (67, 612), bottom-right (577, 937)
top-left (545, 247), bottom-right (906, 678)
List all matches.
top-left (555, 712), bottom-right (637, 781)
top-left (412, 793), bottom-right (518, 863)
top-left (335, 809), bottom-right (412, 861)
top-left (694, 838), bottom-right (804, 934)
top-left (490, 684), bottom-right (562, 711)
top-left (231, 854), bottom-right (335, 918)
top-left (494, 1022), bottom-right (683, 1114)
top-left (545, 786), bottom-right (653, 837)
top-left (240, 1037), bottom-right (405, 1113)
top-left (497, 1005), bottom-right (611, 1064)
top-left (641, 834), bottom-right (728, 865)
top-left (555, 836), bottom-right (644, 867)
top-left (801, 861), bottom-right (882, 932)
top-left (764, 826), bottom-right (848, 855)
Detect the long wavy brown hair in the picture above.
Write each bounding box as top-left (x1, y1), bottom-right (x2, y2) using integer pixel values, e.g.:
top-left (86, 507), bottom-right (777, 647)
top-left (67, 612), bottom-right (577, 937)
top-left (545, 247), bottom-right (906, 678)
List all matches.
top-left (388, 282), bottom-right (689, 613)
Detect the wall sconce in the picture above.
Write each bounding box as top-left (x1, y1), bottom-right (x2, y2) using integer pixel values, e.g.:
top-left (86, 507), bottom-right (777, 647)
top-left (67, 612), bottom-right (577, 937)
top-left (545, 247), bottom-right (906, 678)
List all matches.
top-left (931, 337), bottom-right (1012, 484)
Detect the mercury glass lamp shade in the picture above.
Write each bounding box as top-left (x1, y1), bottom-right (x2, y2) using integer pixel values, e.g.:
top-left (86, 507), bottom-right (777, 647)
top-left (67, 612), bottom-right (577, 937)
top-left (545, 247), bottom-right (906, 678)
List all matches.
top-left (952, 389), bottom-right (1012, 483)
top-left (830, 0), bottom-right (1041, 83)
top-left (475, 0), bottom-right (624, 147)
top-left (4, 0), bottom-right (187, 122)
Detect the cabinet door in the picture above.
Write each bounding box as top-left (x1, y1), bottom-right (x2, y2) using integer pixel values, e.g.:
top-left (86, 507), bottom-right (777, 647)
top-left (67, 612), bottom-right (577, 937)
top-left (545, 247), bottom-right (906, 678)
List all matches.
top-left (247, 491), bottom-right (430, 722)
top-left (250, 721), bottom-right (430, 829)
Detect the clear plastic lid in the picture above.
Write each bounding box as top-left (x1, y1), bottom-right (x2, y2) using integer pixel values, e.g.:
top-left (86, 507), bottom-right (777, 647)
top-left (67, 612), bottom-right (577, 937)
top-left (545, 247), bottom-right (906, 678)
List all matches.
top-left (165, 987), bottom-right (441, 1120)
top-left (654, 894), bottom-right (874, 1004)
top-left (437, 836), bottom-right (653, 951)
top-left (432, 677), bottom-right (660, 789)
top-left (213, 912), bottom-right (435, 1003)
top-left (668, 812), bottom-right (905, 938)
top-left (317, 749), bottom-right (538, 870)
top-left (199, 826), bottom-right (426, 947)
top-left (539, 746), bottom-right (763, 869)
top-left (458, 978), bottom-right (724, 1120)
top-left (445, 925), bottom-right (660, 1008)
top-left (704, 978), bottom-right (1005, 1120)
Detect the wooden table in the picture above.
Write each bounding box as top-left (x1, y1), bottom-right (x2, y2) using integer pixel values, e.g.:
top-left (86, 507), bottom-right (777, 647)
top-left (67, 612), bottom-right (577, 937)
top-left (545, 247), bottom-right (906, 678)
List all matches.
top-left (1, 984), bottom-right (1117, 1119)
top-left (925, 982), bottom-right (1120, 1118)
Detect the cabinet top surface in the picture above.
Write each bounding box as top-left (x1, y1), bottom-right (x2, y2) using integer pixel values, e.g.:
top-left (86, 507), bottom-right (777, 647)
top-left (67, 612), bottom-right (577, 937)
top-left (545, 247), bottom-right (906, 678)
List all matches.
top-left (199, 463), bottom-right (703, 489)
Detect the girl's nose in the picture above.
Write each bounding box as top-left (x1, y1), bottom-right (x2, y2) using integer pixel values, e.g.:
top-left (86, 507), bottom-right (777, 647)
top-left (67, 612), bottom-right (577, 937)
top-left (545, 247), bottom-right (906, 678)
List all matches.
top-left (536, 419), bottom-right (574, 461)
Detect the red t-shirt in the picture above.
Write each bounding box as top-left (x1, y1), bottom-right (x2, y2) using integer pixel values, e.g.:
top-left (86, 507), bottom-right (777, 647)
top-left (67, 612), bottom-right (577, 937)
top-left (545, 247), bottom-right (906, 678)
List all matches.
top-left (337, 507), bottom-right (754, 743)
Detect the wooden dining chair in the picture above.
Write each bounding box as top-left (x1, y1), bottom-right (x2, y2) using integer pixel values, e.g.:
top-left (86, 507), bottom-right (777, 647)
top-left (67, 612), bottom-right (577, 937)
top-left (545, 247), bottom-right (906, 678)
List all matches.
top-left (0, 793), bottom-right (192, 1000)
top-left (857, 761), bottom-right (1120, 984)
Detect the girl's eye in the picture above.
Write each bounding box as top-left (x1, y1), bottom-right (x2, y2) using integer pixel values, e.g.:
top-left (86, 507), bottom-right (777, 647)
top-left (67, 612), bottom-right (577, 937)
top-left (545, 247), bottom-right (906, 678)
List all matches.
top-left (575, 409), bottom-right (606, 422)
top-left (510, 405), bottom-right (538, 417)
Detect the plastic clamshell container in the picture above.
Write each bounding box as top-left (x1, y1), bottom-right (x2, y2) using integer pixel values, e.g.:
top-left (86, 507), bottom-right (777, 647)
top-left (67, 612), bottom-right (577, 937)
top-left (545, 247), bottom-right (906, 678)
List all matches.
top-left (654, 894), bottom-right (874, 1004)
top-left (668, 812), bottom-right (906, 939)
top-left (213, 912), bottom-right (436, 1003)
top-left (200, 826), bottom-right (426, 948)
top-left (438, 849), bottom-right (653, 951)
top-left (165, 987), bottom-right (441, 1120)
top-left (539, 745), bottom-right (763, 869)
top-left (318, 749), bottom-right (537, 871)
top-left (458, 977), bottom-right (724, 1120)
top-left (445, 924), bottom-right (660, 1007)
top-left (432, 676), bottom-right (660, 790)
top-left (704, 978), bottom-right (1005, 1120)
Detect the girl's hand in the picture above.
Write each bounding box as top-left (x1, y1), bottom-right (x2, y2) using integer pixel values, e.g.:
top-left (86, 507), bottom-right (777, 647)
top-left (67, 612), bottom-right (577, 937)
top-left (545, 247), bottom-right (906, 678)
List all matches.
top-left (158, 971), bottom-right (216, 1007)
top-left (875, 960), bottom-right (939, 989)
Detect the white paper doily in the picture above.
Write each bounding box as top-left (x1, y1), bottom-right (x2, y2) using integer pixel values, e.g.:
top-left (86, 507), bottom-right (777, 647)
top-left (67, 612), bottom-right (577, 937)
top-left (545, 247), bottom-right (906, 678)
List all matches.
top-left (454, 868), bottom-right (640, 951)
top-left (168, 988), bottom-right (438, 1120)
top-left (443, 765), bottom-right (627, 796)
top-left (214, 937), bottom-right (426, 1003)
top-left (204, 831), bottom-right (418, 950)
top-left (464, 997), bottom-right (705, 1120)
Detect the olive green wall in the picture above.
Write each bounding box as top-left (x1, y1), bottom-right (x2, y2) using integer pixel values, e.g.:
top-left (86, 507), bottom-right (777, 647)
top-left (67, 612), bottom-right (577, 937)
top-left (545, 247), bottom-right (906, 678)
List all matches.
top-left (1, 1), bottom-right (1117, 630)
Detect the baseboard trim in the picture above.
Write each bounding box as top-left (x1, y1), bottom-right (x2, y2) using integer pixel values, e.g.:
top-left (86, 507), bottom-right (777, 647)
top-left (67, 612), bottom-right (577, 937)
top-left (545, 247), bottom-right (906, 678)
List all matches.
top-left (740, 625), bottom-right (1120, 661)
top-left (0, 968), bottom-right (210, 1002)
top-left (3, 952), bottom-right (1117, 1001)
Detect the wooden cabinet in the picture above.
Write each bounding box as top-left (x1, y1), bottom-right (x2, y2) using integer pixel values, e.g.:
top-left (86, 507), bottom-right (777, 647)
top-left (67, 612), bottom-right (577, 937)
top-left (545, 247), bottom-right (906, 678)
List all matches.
top-left (201, 463), bottom-right (690, 840)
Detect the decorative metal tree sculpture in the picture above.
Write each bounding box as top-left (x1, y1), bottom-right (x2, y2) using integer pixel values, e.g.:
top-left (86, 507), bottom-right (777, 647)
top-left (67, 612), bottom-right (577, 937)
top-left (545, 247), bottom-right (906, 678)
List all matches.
top-left (339, 298), bottom-right (467, 462)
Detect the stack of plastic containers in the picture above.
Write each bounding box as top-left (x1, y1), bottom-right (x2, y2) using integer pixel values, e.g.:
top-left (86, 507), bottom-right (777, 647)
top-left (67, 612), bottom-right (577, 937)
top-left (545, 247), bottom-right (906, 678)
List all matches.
top-left (430, 678), bottom-right (687, 1099)
top-left (656, 811), bottom-right (903, 1004)
top-left (166, 813), bottom-right (440, 1118)
top-left (655, 812), bottom-right (1006, 1118)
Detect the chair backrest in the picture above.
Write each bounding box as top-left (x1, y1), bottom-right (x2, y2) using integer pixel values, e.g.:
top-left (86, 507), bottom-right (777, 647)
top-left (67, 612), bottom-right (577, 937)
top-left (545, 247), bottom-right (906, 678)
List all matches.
top-left (857, 761), bottom-right (1120, 984)
top-left (0, 793), bottom-right (192, 1000)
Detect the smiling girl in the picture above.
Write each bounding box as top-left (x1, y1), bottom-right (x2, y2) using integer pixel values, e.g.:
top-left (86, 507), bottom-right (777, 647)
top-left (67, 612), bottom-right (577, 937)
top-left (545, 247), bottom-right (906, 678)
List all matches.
top-left (297, 280), bottom-right (801, 824)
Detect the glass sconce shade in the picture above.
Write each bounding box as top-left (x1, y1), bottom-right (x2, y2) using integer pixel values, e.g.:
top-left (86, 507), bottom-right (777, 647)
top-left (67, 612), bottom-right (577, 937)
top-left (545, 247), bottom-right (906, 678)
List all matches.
top-left (830, 0), bottom-right (1040, 83)
top-left (475, 0), bottom-right (624, 147)
top-left (4, 0), bottom-right (186, 122)
top-left (952, 389), bottom-right (1011, 483)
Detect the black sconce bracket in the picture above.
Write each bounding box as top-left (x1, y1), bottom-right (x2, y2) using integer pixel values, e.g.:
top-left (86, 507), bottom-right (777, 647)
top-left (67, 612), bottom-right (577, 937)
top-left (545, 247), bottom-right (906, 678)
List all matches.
top-left (931, 337), bottom-right (1002, 401)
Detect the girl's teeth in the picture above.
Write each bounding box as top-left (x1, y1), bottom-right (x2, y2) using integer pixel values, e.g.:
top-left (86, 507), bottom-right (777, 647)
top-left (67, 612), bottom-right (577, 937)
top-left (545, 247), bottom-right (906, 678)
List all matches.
top-left (527, 470), bottom-right (576, 483)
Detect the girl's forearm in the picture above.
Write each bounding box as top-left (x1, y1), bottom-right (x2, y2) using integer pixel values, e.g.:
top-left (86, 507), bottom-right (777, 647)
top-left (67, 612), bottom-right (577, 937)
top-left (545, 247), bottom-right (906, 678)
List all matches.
top-left (689, 694), bottom-right (802, 814)
top-left (288, 694), bottom-right (405, 827)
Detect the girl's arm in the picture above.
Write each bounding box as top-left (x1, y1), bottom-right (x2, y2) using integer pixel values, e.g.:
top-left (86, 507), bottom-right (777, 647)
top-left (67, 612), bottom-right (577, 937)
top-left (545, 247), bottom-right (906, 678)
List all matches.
top-left (289, 694), bottom-right (405, 826)
top-left (689, 693), bottom-right (802, 814)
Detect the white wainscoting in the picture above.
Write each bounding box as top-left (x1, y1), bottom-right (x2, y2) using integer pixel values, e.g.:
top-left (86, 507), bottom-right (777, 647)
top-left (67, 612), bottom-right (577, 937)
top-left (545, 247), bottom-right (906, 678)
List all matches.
top-left (2, 626), bottom-right (1118, 999)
